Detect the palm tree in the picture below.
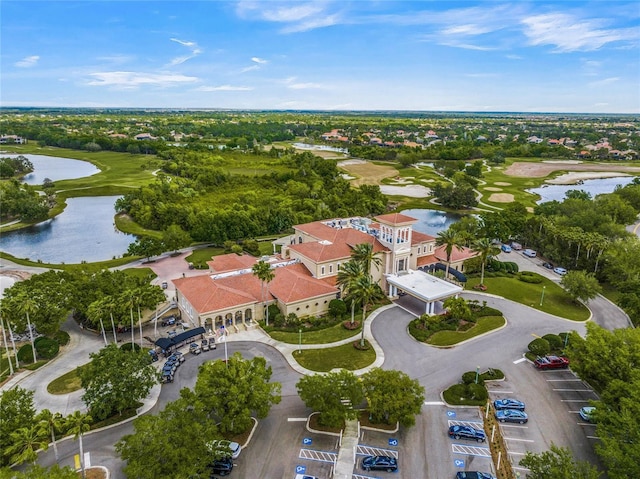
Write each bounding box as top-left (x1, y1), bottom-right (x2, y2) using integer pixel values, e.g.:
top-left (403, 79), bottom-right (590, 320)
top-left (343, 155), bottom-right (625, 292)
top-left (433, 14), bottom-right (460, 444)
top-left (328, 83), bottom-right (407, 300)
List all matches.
top-left (18, 293), bottom-right (38, 364)
top-left (351, 242), bottom-right (382, 274)
top-left (336, 259), bottom-right (365, 325)
top-left (66, 411), bottom-right (92, 479)
top-left (0, 315), bottom-right (15, 375)
top-left (472, 238), bottom-right (500, 286)
top-left (349, 274), bottom-right (384, 347)
top-left (6, 425), bottom-right (49, 465)
top-left (86, 300), bottom-right (108, 346)
top-left (435, 229), bottom-right (465, 280)
top-left (38, 409), bottom-right (65, 463)
top-left (251, 260), bottom-right (275, 326)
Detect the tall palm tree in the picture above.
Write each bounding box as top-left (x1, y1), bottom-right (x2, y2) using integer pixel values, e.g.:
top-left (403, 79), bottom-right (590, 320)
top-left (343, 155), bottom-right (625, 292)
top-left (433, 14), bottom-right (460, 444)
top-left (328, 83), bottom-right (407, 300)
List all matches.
top-left (251, 260), bottom-right (275, 326)
top-left (0, 315), bottom-right (15, 375)
top-left (435, 229), bottom-right (465, 280)
top-left (349, 274), bottom-right (384, 347)
top-left (18, 293), bottom-right (38, 364)
top-left (6, 425), bottom-right (48, 465)
top-left (336, 259), bottom-right (365, 325)
top-left (86, 300), bottom-right (108, 346)
top-left (66, 411), bottom-right (92, 479)
top-left (38, 409), bottom-right (65, 463)
top-left (472, 238), bottom-right (500, 286)
top-left (351, 242), bottom-right (382, 274)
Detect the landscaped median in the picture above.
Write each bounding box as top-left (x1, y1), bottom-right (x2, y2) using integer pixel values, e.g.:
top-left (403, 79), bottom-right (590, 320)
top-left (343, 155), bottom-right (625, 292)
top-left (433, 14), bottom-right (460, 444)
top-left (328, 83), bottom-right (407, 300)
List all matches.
top-left (292, 341), bottom-right (376, 372)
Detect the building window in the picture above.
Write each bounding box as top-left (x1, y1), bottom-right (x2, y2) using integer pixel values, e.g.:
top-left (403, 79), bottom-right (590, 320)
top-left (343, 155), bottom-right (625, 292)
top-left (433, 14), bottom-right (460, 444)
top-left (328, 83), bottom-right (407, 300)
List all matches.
top-left (329, 265), bottom-right (333, 273)
top-left (321, 266), bottom-right (325, 275)
top-left (296, 307), bottom-right (300, 311)
top-left (298, 236), bottom-right (303, 244)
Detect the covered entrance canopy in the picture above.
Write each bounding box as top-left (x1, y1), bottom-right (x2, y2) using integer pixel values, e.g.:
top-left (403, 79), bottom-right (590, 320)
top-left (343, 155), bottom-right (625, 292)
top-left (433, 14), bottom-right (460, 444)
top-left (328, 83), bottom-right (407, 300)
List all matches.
top-left (386, 269), bottom-right (463, 316)
top-left (155, 327), bottom-right (206, 353)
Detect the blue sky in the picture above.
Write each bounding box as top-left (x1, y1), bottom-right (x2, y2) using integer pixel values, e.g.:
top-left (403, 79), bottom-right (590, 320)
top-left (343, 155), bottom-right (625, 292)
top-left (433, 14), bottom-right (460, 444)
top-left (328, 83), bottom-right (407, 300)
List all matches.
top-left (1, 1), bottom-right (639, 113)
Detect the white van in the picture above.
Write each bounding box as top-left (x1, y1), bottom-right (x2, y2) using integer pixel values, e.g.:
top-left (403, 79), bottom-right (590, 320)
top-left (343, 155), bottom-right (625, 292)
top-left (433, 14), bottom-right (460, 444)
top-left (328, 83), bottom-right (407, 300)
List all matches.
top-left (523, 249), bottom-right (537, 258)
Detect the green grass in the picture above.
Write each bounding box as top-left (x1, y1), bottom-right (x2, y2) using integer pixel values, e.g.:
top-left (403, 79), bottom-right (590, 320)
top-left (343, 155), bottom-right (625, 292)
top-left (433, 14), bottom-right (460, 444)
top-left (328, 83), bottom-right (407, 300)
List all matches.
top-left (292, 341), bottom-right (376, 372)
top-left (427, 316), bottom-right (506, 346)
top-left (114, 213), bottom-right (163, 239)
top-left (47, 366), bottom-right (85, 394)
top-left (466, 275), bottom-right (590, 321)
top-left (185, 246), bottom-right (226, 268)
top-left (0, 250), bottom-right (141, 271)
top-left (600, 283), bottom-right (622, 305)
top-left (122, 267), bottom-right (157, 281)
top-left (267, 320), bottom-right (362, 344)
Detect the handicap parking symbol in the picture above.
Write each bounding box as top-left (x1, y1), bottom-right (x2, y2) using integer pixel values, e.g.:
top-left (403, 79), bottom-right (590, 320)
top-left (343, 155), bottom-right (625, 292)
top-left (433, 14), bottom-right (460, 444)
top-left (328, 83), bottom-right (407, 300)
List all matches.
top-left (447, 410), bottom-right (457, 418)
top-left (388, 438), bottom-right (398, 447)
top-left (454, 459), bottom-right (465, 468)
top-left (302, 437), bottom-right (312, 445)
top-left (296, 465), bottom-right (306, 474)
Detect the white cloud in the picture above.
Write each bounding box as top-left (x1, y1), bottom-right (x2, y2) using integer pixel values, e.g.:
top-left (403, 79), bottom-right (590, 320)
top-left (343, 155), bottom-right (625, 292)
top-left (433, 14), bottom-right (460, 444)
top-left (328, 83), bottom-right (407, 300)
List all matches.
top-left (521, 13), bottom-right (636, 52)
top-left (96, 55), bottom-right (135, 65)
top-left (438, 41), bottom-right (495, 51)
top-left (240, 65), bottom-right (260, 73)
top-left (236, 1), bottom-right (342, 33)
top-left (167, 37), bottom-right (202, 66)
top-left (283, 76), bottom-right (325, 89)
top-left (251, 57), bottom-right (268, 64)
top-left (588, 77), bottom-right (620, 87)
top-left (506, 54), bottom-right (523, 60)
top-left (15, 56), bottom-right (40, 68)
top-left (86, 71), bottom-right (199, 88)
top-left (196, 85), bottom-right (254, 91)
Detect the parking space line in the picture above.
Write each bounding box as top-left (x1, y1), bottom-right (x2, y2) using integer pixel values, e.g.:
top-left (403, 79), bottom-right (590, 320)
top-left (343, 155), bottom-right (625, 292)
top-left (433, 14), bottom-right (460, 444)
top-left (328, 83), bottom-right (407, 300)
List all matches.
top-left (488, 390), bottom-right (513, 394)
top-left (513, 358), bottom-right (527, 364)
top-left (498, 424), bottom-right (528, 429)
top-left (507, 451), bottom-right (527, 456)
top-left (353, 475), bottom-right (378, 479)
top-left (587, 435), bottom-right (600, 439)
top-left (287, 417), bottom-right (307, 422)
top-left (451, 444), bottom-right (491, 457)
top-left (547, 378), bottom-right (583, 382)
top-left (503, 437), bottom-right (535, 442)
top-left (448, 419), bottom-right (484, 426)
top-left (561, 399), bottom-right (589, 402)
top-left (552, 388), bottom-right (594, 392)
top-left (356, 445), bottom-right (399, 458)
top-left (424, 401), bottom-right (445, 405)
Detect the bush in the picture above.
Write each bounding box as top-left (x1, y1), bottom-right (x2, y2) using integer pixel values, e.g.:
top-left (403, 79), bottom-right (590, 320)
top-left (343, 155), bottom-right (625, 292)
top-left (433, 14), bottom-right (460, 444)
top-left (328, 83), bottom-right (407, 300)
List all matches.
top-left (271, 314), bottom-right (285, 327)
top-left (542, 333), bottom-right (563, 351)
top-left (474, 306), bottom-right (502, 318)
top-left (328, 299), bottom-right (347, 319)
top-left (120, 342), bottom-right (141, 352)
top-left (17, 344), bottom-right (35, 363)
top-left (480, 368), bottom-right (505, 381)
top-left (503, 261), bottom-right (519, 273)
top-left (467, 382), bottom-right (488, 401)
top-left (558, 332), bottom-right (571, 348)
top-left (528, 337), bottom-right (550, 357)
top-left (34, 336), bottom-right (47, 346)
top-left (408, 320), bottom-right (431, 342)
top-left (35, 337), bottom-right (59, 359)
top-left (53, 330), bottom-right (70, 345)
top-left (462, 371), bottom-right (485, 386)
top-left (518, 272), bottom-right (543, 284)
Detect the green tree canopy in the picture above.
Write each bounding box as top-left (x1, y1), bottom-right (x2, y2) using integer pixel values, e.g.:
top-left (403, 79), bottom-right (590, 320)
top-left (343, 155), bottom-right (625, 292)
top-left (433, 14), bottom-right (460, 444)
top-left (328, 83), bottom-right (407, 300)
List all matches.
top-left (116, 395), bottom-right (220, 479)
top-left (0, 387), bottom-right (37, 467)
top-left (0, 464), bottom-right (79, 479)
top-left (561, 270), bottom-right (602, 304)
top-left (162, 224), bottom-right (192, 253)
top-left (361, 368), bottom-right (425, 427)
top-left (519, 443), bottom-right (601, 479)
top-left (296, 370), bottom-right (364, 428)
top-left (80, 344), bottom-right (159, 420)
top-left (194, 352), bottom-right (281, 434)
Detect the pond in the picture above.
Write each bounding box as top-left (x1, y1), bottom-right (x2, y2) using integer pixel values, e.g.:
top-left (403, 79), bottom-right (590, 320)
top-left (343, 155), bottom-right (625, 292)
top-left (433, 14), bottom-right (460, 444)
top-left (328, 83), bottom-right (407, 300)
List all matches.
top-left (0, 196), bottom-right (135, 264)
top-left (528, 176), bottom-right (638, 204)
top-left (401, 208), bottom-right (461, 236)
top-left (3, 153), bottom-right (101, 185)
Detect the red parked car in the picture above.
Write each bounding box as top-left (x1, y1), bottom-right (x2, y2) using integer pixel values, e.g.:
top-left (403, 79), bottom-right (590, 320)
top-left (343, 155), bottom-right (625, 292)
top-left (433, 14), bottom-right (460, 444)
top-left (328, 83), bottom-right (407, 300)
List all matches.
top-left (534, 355), bottom-right (569, 370)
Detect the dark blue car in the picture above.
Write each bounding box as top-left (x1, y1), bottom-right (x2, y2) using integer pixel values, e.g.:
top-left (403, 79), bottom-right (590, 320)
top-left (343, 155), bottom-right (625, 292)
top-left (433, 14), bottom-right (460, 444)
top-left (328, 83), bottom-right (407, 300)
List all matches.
top-left (495, 409), bottom-right (528, 424)
top-left (493, 398), bottom-right (525, 411)
top-left (448, 425), bottom-right (486, 442)
top-left (361, 455), bottom-right (398, 472)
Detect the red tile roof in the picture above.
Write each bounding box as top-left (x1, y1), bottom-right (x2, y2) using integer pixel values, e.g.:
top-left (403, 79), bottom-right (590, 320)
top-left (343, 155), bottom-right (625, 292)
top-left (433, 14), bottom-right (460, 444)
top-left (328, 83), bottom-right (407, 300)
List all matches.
top-left (207, 253), bottom-right (257, 273)
top-left (290, 226), bottom-right (387, 262)
top-left (173, 275), bottom-right (257, 314)
top-left (269, 263), bottom-right (338, 302)
top-left (375, 213), bottom-right (418, 225)
top-left (411, 230), bottom-right (436, 244)
top-left (434, 245), bottom-right (478, 263)
top-left (417, 254), bottom-right (438, 267)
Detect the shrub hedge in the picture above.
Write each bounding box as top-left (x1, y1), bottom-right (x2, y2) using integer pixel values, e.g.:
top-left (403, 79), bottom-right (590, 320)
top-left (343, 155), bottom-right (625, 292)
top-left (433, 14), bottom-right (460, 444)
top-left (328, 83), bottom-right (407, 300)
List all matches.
top-left (35, 337), bottom-right (59, 359)
top-left (542, 333), bottom-right (563, 351)
top-left (17, 344), bottom-right (35, 363)
top-left (528, 337), bottom-right (550, 356)
top-left (53, 330), bottom-right (70, 345)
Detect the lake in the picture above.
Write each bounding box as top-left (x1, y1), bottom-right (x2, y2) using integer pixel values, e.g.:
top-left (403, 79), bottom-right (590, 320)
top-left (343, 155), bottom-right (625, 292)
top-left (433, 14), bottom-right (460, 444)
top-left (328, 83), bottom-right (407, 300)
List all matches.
top-left (528, 176), bottom-right (638, 203)
top-left (3, 153), bottom-right (101, 185)
top-left (401, 209), bottom-right (461, 236)
top-left (0, 196), bottom-right (135, 264)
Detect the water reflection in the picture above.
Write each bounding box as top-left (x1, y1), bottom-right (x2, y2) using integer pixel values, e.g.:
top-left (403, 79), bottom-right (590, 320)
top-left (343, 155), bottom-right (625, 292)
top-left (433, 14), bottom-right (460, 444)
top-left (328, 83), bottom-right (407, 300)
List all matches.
top-left (528, 176), bottom-right (638, 204)
top-left (401, 209), bottom-right (461, 236)
top-left (0, 196), bottom-right (135, 264)
top-left (3, 154), bottom-right (101, 185)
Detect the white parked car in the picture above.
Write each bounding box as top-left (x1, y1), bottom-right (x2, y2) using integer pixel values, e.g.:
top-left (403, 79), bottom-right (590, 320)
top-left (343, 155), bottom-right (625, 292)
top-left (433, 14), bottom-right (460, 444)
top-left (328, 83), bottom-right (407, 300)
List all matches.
top-left (207, 439), bottom-right (242, 459)
top-left (554, 267), bottom-right (568, 275)
top-left (523, 249), bottom-right (537, 258)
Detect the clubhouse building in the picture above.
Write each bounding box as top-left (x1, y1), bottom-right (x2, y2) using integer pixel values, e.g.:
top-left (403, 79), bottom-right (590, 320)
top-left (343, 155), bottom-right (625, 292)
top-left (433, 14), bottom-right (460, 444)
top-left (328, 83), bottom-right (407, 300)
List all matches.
top-left (172, 213), bottom-right (477, 333)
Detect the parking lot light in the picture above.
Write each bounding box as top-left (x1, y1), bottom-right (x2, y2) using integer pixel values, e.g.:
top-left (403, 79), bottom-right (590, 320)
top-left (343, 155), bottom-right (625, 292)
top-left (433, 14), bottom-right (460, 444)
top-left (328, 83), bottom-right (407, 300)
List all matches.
top-left (298, 329), bottom-right (302, 354)
top-left (539, 285), bottom-right (546, 306)
top-left (475, 366), bottom-right (480, 384)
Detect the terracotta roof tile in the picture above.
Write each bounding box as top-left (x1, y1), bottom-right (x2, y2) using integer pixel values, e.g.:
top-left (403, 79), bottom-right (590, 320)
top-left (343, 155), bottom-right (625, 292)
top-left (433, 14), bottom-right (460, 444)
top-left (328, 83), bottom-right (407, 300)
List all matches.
top-left (375, 213), bottom-right (418, 225)
top-left (434, 245), bottom-right (478, 262)
top-left (206, 253), bottom-right (257, 273)
top-left (411, 230), bottom-right (436, 244)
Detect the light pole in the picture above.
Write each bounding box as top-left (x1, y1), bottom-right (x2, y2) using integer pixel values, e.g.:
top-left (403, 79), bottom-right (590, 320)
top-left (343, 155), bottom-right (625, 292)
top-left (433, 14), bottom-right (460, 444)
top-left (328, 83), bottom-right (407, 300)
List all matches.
top-left (475, 365), bottom-right (480, 384)
top-left (298, 329), bottom-right (302, 355)
top-left (539, 286), bottom-right (546, 306)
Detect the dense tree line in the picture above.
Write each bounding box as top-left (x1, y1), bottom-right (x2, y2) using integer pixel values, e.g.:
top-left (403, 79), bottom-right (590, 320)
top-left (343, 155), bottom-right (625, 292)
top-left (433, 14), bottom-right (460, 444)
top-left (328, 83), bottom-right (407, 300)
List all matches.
top-left (0, 179), bottom-right (49, 221)
top-left (115, 151), bottom-right (388, 244)
top-left (0, 155), bottom-right (33, 178)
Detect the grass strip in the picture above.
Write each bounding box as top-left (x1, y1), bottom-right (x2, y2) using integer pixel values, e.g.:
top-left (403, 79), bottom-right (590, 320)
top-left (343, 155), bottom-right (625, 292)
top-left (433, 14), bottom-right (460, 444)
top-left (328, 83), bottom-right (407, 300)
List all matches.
top-left (292, 342), bottom-right (376, 372)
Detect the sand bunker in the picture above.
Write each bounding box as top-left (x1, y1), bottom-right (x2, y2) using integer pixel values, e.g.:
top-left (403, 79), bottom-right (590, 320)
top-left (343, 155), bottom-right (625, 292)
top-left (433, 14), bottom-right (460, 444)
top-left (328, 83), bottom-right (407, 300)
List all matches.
top-left (505, 161), bottom-right (640, 178)
top-left (484, 187), bottom-right (503, 192)
top-left (494, 182), bottom-right (512, 186)
top-left (542, 160), bottom-right (583, 164)
top-left (379, 185), bottom-right (431, 198)
top-left (547, 171), bottom-right (631, 185)
top-left (337, 159), bottom-right (367, 166)
top-left (488, 193), bottom-right (515, 203)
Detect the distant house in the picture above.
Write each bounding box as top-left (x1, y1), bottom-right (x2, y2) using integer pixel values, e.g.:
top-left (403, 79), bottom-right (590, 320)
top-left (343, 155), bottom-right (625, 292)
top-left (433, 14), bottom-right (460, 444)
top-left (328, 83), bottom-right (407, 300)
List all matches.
top-left (0, 135), bottom-right (26, 144)
top-left (135, 133), bottom-right (156, 141)
top-left (527, 136), bottom-right (543, 144)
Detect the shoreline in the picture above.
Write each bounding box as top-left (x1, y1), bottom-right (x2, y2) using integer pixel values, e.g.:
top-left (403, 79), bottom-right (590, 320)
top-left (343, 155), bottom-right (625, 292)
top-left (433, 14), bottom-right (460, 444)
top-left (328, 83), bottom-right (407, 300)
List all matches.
top-left (546, 171), bottom-right (633, 185)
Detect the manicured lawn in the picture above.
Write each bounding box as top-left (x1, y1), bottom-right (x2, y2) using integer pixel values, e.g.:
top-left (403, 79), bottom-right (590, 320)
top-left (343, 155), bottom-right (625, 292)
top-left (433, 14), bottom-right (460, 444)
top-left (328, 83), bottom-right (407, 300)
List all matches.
top-left (47, 366), bottom-right (84, 394)
top-left (266, 320), bottom-right (362, 345)
top-left (427, 316), bottom-right (506, 346)
top-left (114, 213), bottom-right (163, 239)
top-left (0, 251), bottom-right (141, 271)
top-left (185, 246), bottom-right (226, 268)
top-left (466, 275), bottom-right (590, 321)
top-left (293, 342), bottom-right (376, 372)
